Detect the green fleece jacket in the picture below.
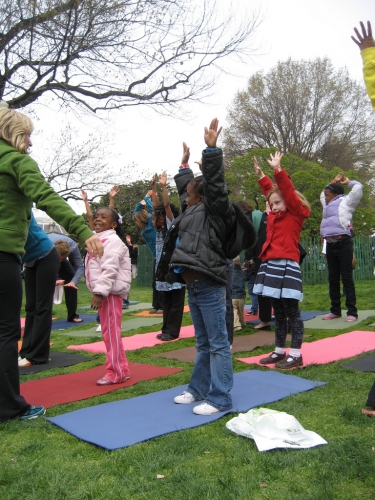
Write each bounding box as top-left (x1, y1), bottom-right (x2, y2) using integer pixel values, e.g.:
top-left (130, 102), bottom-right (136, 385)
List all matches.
top-left (0, 139), bottom-right (93, 256)
top-left (362, 47), bottom-right (375, 111)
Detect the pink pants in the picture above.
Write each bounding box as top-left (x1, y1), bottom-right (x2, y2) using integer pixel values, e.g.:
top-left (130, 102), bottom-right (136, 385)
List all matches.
top-left (100, 294), bottom-right (130, 383)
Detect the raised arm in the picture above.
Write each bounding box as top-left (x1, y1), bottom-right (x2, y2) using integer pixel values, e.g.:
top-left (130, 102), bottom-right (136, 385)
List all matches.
top-left (151, 173), bottom-right (160, 209)
top-left (81, 189), bottom-right (94, 231)
top-left (108, 185), bottom-right (119, 210)
top-left (201, 118), bottom-right (230, 220)
top-left (159, 170), bottom-right (173, 222)
top-left (255, 156), bottom-right (273, 195)
top-left (352, 21), bottom-right (375, 110)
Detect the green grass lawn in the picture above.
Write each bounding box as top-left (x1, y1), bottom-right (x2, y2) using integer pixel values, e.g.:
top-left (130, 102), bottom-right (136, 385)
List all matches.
top-left (1, 280), bottom-right (375, 499)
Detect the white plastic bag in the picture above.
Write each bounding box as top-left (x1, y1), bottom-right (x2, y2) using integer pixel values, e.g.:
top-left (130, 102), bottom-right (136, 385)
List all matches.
top-left (226, 407), bottom-right (327, 452)
top-left (53, 285), bottom-right (64, 305)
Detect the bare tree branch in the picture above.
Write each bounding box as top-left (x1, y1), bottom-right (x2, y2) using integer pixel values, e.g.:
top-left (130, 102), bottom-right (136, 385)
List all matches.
top-left (0, 0), bottom-right (260, 112)
top-left (35, 123), bottom-right (131, 201)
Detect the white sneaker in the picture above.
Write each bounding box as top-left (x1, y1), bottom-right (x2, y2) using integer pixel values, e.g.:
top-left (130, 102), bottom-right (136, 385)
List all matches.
top-left (193, 402), bottom-right (220, 415)
top-left (174, 391), bottom-right (196, 404)
top-left (96, 324), bottom-right (102, 332)
top-left (18, 357), bottom-right (32, 367)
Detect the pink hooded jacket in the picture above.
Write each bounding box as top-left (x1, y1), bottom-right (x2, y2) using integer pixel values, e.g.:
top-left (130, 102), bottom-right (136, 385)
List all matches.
top-left (85, 229), bottom-right (131, 299)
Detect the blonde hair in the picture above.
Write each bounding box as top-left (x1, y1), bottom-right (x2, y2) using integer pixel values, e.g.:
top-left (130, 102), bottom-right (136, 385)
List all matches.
top-left (266, 186), bottom-right (311, 211)
top-left (134, 209), bottom-right (149, 230)
top-left (0, 109), bottom-right (34, 154)
top-left (54, 240), bottom-right (71, 258)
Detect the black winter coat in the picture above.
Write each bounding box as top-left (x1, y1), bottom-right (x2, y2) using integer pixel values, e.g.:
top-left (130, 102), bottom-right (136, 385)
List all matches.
top-left (156, 148), bottom-right (256, 285)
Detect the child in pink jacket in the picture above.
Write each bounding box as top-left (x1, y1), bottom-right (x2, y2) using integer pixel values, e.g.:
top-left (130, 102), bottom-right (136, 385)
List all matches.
top-left (85, 207), bottom-right (131, 385)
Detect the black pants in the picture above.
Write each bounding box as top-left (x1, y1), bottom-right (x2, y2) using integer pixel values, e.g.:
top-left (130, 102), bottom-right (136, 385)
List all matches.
top-left (271, 298), bottom-right (304, 349)
top-left (366, 380), bottom-right (375, 408)
top-left (58, 259), bottom-right (79, 321)
top-left (326, 238), bottom-right (357, 318)
top-left (0, 252), bottom-right (30, 422)
top-left (258, 294), bottom-right (272, 323)
top-left (225, 259), bottom-right (234, 345)
top-left (152, 260), bottom-right (163, 310)
top-left (20, 248), bottom-right (60, 364)
top-left (160, 287), bottom-right (186, 338)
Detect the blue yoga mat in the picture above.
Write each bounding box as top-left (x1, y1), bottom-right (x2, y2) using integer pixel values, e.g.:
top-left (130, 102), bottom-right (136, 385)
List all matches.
top-left (245, 310), bottom-right (327, 325)
top-left (51, 314), bottom-right (97, 330)
top-left (47, 370), bottom-right (325, 450)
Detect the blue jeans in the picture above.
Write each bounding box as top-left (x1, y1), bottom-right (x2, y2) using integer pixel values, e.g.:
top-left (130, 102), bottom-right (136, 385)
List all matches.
top-left (187, 278), bottom-right (233, 411)
top-left (248, 273), bottom-right (259, 313)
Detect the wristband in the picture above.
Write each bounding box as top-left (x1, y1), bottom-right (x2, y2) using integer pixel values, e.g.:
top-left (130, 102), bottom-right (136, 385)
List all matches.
top-left (179, 163), bottom-right (190, 169)
top-left (152, 191), bottom-right (157, 196)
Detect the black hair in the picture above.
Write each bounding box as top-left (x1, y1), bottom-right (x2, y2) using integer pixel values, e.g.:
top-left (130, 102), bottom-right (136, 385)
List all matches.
top-left (188, 175), bottom-right (204, 197)
top-left (325, 183), bottom-right (344, 195)
top-left (154, 203), bottom-right (180, 238)
top-left (96, 207), bottom-right (124, 238)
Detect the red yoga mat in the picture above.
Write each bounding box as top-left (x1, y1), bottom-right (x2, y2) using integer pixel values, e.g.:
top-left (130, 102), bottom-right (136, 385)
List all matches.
top-left (20, 362), bottom-right (183, 409)
top-left (236, 330), bottom-right (375, 368)
top-left (67, 325), bottom-right (195, 353)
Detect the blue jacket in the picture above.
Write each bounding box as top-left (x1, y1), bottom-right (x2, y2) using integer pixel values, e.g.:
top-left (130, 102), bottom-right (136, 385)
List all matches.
top-left (23, 213), bottom-right (54, 264)
top-left (232, 264), bottom-right (249, 299)
top-left (133, 197), bottom-right (156, 257)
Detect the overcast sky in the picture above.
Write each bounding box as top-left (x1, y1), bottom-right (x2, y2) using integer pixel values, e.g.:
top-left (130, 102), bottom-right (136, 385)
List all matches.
top-left (30, 0), bottom-right (375, 213)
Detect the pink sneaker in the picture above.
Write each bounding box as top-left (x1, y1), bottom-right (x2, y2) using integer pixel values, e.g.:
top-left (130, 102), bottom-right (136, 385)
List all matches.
top-left (322, 313), bottom-right (342, 320)
top-left (345, 316), bottom-right (357, 322)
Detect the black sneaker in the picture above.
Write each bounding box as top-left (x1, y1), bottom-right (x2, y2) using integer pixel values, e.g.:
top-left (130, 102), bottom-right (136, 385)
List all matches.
top-left (19, 406), bottom-right (46, 421)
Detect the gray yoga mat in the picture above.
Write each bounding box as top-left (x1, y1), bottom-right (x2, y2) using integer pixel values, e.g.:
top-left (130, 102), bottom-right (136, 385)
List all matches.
top-left (303, 310), bottom-right (375, 330)
top-left (58, 316), bottom-right (162, 337)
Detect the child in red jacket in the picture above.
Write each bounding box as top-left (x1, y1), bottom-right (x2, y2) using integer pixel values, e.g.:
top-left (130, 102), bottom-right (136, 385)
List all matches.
top-left (253, 152), bottom-right (310, 369)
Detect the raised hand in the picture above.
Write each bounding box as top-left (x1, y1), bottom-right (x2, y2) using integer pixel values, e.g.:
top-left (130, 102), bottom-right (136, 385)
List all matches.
top-left (109, 185), bottom-right (119, 199)
top-left (204, 118), bottom-right (222, 148)
top-left (81, 189), bottom-right (88, 203)
top-left (352, 21), bottom-right (375, 50)
top-left (267, 151), bottom-right (283, 170)
top-left (333, 173), bottom-right (345, 183)
top-left (159, 170), bottom-right (167, 187)
top-left (151, 173), bottom-right (158, 190)
top-left (145, 190), bottom-right (153, 198)
top-left (253, 156), bottom-right (264, 178)
top-left (181, 142), bottom-right (190, 164)
top-left (194, 159), bottom-right (203, 171)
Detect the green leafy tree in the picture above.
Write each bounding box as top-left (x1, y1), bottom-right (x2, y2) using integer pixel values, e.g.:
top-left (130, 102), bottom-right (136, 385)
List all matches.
top-left (225, 148), bottom-right (375, 238)
top-left (223, 58), bottom-right (375, 189)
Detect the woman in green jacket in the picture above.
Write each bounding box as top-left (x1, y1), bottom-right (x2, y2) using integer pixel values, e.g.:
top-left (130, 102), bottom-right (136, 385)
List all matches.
top-left (0, 103), bottom-right (103, 423)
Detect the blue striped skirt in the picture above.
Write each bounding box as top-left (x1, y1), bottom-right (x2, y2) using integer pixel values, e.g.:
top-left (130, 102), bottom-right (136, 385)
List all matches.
top-left (253, 259), bottom-right (303, 301)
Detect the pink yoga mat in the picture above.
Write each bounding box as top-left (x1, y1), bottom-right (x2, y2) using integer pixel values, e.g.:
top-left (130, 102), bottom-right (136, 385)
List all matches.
top-left (67, 325), bottom-right (196, 353)
top-left (236, 330), bottom-right (375, 368)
